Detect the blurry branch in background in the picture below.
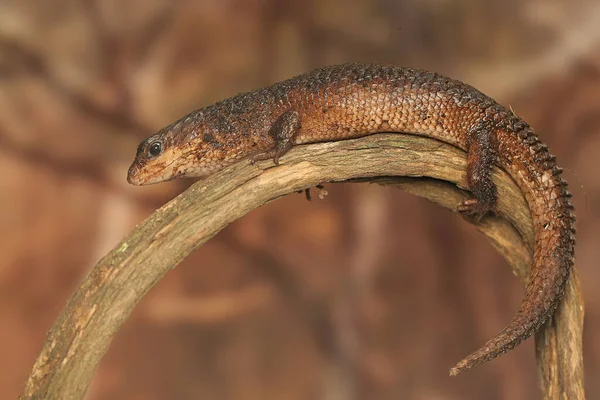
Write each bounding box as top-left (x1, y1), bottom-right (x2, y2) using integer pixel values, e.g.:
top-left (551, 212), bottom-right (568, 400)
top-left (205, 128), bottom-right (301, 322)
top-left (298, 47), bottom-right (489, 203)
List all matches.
top-left (0, 35), bottom-right (150, 190)
top-left (0, 122), bottom-right (160, 206)
top-left (0, 125), bottom-right (107, 184)
top-left (0, 0), bottom-right (178, 136)
top-left (143, 283), bottom-right (277, 325)
top-left (19, 134), bottom-right (584, 400)
top-left (0, 36), bottom-right (151, 135)
top-left (80, 0), bottom-right (178, 116)
top-left (465, 1), bottom-right (600, 99)
top-left (0, 5), bottom-right (176, 194)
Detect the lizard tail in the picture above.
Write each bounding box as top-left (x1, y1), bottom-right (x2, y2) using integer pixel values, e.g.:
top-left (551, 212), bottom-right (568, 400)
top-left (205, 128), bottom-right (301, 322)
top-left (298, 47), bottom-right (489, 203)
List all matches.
top-left (450, 130), bottom-right (576, 376)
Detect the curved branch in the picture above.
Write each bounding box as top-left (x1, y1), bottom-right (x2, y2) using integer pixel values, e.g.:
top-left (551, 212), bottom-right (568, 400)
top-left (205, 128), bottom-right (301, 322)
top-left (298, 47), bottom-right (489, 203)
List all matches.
top-left (19, 134), bottom-right (584, 400)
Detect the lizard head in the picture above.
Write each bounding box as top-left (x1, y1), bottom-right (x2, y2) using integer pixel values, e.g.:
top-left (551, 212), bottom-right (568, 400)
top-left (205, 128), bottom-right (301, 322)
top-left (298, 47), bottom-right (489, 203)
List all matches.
top-left (127, 133), bottom-right (181, 186)
top-left (127, 113), bottom-right (236, 186)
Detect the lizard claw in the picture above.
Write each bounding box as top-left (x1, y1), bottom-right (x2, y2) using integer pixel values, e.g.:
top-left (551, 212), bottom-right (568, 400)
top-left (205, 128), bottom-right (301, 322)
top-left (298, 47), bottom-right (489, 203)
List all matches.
top-left (249, 147), bottom-right (289, 166)
top-left (302, 184), bottom-right (326, 201)
top-left (249, 150), bottom-right (277, 165)
top-left (457, 198), bottom-right (493, 222)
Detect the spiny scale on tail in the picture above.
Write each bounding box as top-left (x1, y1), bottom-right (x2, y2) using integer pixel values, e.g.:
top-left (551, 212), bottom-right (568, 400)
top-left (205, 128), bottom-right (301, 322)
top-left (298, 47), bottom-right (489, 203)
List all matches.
top-left (450, 104), bottom-right (576, 374)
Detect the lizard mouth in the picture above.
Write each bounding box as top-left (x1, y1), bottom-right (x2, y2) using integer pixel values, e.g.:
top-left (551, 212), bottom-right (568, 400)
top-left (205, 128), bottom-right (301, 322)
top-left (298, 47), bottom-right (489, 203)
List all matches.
top-left (127, 158), bottom-right (177, 186)
top-left (127, 147), bottom-right (198, 186)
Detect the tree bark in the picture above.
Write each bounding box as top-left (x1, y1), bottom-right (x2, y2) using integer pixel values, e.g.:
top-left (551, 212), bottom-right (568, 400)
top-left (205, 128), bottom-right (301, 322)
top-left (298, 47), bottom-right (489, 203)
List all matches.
top-left (20, 133), bottom-right (584, 400)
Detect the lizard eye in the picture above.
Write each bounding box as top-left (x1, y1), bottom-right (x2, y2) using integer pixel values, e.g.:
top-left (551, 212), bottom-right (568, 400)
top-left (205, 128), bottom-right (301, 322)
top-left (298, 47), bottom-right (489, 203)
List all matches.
top-left (148, 141), bottom-right (162, 157)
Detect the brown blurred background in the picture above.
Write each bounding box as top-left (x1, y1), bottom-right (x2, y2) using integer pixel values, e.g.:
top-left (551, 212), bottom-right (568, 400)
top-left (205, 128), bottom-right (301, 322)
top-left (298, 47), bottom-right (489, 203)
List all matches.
top-left (1, 0), bottom-right (598, 399)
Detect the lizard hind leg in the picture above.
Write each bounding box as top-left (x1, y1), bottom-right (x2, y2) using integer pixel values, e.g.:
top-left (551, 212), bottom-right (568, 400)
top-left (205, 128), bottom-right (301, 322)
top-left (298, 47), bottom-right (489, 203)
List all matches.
top-left (250, 110), bottom-right (301, 165)
top-left (457, 122), bottom-right (499, 221)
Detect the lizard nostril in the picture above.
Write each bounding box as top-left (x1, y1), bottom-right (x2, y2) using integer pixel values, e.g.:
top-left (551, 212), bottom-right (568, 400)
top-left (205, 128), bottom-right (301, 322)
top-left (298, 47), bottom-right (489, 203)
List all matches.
top-left (127, 165), bottom-right (139, 185)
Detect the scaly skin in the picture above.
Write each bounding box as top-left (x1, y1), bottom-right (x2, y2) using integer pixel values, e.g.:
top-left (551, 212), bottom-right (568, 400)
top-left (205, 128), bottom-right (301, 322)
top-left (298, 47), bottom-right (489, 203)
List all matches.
top-left (127, 63), bottom-right (576, 374)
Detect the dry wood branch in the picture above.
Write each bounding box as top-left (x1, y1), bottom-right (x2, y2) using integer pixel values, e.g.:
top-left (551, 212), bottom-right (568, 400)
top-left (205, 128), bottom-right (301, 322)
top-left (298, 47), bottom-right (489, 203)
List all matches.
top-left (19, 134), bottom-right (584, 400)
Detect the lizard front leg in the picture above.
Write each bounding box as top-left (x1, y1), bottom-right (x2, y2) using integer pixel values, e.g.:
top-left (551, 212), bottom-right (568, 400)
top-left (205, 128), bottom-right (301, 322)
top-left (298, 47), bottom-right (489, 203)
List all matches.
top-left (250, 110), bottom-right (301, 165)
top-left (458, 120), bottom-right (499, 220)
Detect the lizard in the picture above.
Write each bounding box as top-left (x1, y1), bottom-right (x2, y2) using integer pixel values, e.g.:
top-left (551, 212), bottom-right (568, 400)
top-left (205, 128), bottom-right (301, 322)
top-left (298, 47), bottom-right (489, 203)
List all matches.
top-left (127, 63), bottom-right (576, 375)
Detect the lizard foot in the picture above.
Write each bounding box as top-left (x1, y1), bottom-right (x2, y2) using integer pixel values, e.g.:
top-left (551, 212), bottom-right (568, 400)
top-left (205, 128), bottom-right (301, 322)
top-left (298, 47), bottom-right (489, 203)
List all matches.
top-left (250, 149), bottom-right (281, 165)
top-left (457, 198), bottom-right (493, 222)
top-left (249, 142), bottom-right (294, 166)
top-left (301, 184), bottom-right (326, 201)
top-left (250, 110), bottom-right (299, 166)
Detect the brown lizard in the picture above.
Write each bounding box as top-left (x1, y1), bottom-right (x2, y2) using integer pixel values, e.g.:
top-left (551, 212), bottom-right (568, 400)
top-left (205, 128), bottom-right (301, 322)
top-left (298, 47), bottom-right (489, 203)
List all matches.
top-left (127, 63), bottom-right (576, 375)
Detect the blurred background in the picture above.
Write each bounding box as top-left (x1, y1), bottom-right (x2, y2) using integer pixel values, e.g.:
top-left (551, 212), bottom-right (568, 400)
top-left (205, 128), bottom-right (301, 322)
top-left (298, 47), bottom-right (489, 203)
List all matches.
top-left (1, 0), bottom-right (598, 399)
